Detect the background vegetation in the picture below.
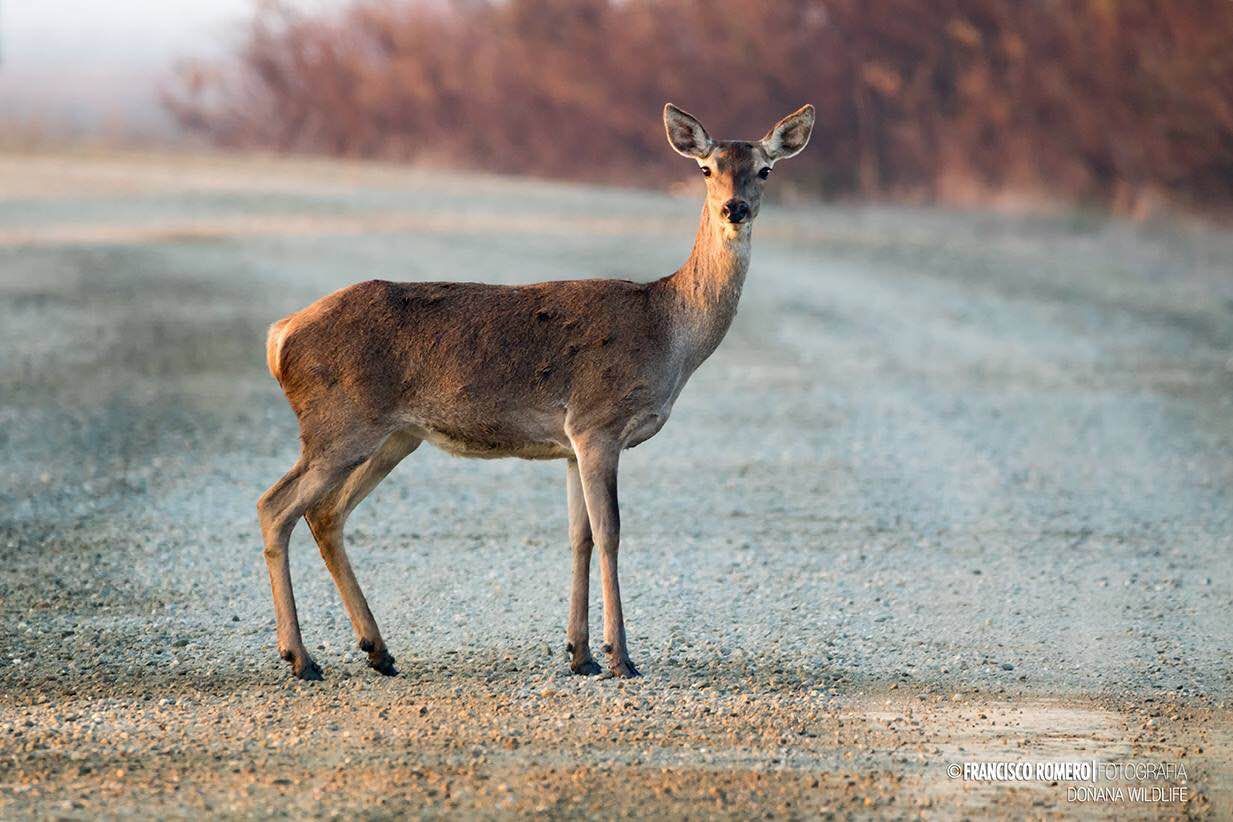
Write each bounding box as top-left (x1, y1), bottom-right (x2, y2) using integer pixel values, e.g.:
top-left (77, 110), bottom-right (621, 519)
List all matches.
top-left (165, 0), bottom-right (1233, 213)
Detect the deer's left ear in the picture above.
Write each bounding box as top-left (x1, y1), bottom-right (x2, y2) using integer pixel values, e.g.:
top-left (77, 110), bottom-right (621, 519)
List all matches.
top-left (762, 104), bottom-right (815, 161)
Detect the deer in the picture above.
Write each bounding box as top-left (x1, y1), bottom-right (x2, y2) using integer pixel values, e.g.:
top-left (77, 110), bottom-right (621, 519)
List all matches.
top-left (257, 103), bottom-right (814, 680)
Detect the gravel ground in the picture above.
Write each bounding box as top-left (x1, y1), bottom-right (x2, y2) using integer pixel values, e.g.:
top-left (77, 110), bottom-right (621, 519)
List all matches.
top-left (1, 150), bottom-right (1231, 818)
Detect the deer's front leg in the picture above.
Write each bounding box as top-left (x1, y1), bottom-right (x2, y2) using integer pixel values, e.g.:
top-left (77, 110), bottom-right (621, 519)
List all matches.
top-left (571, 437), bottom-right (639, 678)
top-left (565, 459), bottom-right (601, 675)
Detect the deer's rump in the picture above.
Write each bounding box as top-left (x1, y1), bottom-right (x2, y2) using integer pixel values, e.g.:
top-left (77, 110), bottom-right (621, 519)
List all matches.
top-left (267, 278), bottom-right (671, 458)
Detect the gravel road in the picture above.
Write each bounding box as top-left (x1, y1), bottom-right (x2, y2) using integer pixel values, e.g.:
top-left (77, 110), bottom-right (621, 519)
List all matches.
top-left (1, 151), bottom-right (1231, 817)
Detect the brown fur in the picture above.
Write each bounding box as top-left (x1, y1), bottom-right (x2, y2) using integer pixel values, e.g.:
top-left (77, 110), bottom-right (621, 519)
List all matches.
top-left (256, 103), bottom-right (814, 681)
top-left (269, 277), bottom-right (673, 461)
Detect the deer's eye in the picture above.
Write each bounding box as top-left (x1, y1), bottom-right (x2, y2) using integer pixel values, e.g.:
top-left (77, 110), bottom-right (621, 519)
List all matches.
top-left (700, 166), bottom-right (712, 177)
top-left (758, 167), bottom-right (771, 180)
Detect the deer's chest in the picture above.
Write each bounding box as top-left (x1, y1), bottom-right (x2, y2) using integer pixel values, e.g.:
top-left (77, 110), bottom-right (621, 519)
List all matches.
top-left (618, 363), bottom-right (694, 449)
top-left (620, 405), bottom-right (673, 449)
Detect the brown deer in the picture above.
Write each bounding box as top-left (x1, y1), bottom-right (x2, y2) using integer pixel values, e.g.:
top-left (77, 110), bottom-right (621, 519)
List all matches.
top-left (258, 103), bottom-right (814, 680)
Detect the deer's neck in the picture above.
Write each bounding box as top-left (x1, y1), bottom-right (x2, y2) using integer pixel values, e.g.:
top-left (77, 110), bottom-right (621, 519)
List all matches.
top-left (664, 205), bottom-right (751, 368)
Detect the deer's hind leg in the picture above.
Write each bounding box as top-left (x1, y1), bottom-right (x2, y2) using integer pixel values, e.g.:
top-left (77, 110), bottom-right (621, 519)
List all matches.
top-left (259, 452), bottom-right (371, 680)
top-left (304, 430), bottom-right (421, 676)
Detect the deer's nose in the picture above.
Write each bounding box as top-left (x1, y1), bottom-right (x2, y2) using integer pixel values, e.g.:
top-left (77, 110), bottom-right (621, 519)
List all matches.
top-left (721, 199), bottom-right (750, 224)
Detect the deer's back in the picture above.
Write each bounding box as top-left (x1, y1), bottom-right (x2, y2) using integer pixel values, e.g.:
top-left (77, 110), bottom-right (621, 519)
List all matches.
top-left (271, 278), bottom-right (677, 458)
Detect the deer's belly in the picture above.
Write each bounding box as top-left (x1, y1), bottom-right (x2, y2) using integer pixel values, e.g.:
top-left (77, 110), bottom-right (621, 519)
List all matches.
top-left (425, 432), bottom-right (572, 460)
top-left (402, 394), bottom-right (676, 460)
top-left (405, 413), bottom-right (572, 461)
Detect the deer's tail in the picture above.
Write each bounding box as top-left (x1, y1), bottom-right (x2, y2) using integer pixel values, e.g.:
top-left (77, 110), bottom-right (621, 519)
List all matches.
top-left (266, 316), bottom-right (293, 386)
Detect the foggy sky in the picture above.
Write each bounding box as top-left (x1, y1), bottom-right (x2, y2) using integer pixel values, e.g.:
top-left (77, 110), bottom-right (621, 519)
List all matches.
top-left (0, 1), bottom-right (320, 136)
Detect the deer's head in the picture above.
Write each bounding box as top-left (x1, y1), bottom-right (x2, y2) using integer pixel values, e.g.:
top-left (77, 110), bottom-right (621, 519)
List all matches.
top-left (664, 103), bottom-right (814, 238)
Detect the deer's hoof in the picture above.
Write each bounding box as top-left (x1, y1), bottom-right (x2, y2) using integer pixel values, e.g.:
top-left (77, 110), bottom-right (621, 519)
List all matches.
top-left (570, 657), bottom-right (603, 676)
top-left (292, 656), bottom-right (324, 681)
top-left (605, 659), bottom-right (641, 679)
top-left (368, 649), bottom-right (398, 677)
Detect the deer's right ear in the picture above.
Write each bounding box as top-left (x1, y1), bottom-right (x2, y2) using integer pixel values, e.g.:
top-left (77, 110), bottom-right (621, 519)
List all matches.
top-left (664, 104), bottom-right (714, 159)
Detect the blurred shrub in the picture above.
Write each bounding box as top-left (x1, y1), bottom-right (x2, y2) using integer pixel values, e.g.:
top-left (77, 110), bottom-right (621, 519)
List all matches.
top-left (164, 0), bottom-right (1233, 212)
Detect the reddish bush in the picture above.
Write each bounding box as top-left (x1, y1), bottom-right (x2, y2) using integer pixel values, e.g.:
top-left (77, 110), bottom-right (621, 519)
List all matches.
top-left (164, 0), bottom-right (1233, 210)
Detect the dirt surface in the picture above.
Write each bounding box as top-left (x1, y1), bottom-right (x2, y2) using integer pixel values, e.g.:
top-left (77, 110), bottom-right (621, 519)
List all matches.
top-left (1, 150), bottom-right (1231, 818)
